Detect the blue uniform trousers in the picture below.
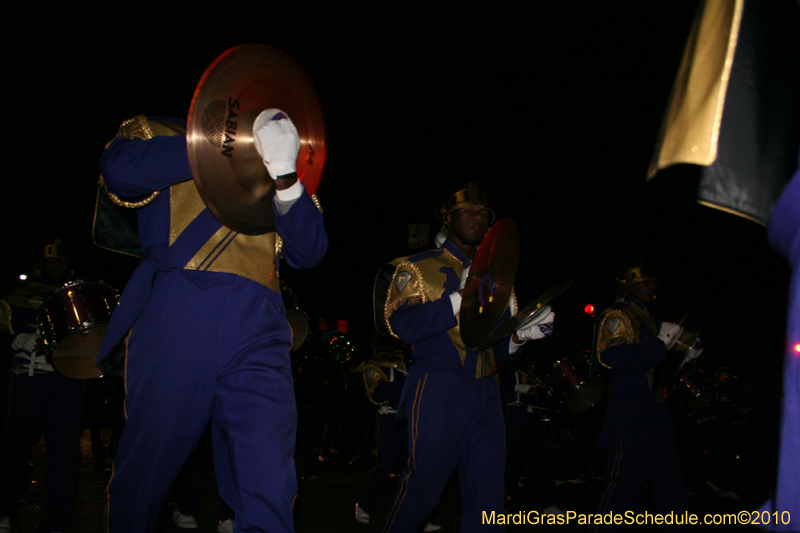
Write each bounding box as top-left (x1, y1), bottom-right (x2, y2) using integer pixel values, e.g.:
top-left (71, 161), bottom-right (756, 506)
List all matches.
top-left (591, 402), bottom-right (688, 533)
top-left (106, 270), bottom-right (296, 533)
top-left (382, 368), bottom-right (506, 533)
top-left (358, 409), bottom-right (408, 514)
top-left (504, 404), bottom-right (558, 507)
top-left (0, 372), bottom-right (84, 532)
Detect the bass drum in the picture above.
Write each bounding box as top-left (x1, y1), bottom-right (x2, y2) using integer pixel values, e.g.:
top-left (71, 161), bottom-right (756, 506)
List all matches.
top-left (547, 350), bottom-right (607, 414)
top-left (292, 356), bottom-right (347, 415)
top-left (38, 281), bottom-right (119, 379)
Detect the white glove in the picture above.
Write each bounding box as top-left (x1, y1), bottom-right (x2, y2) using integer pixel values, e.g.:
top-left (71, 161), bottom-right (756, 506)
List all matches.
top-left (515, 308), bottom-right (555, 342)
top-left (679, 338), bottom-right (703, 369)
top-left (12, 329), bottom-right (40, 353)
top-left (514, 383), bottom-right (533, 395)
top-left (253, 109), bottom-right (301, 179)
top-left (657, 322), bottom-right (684, 350)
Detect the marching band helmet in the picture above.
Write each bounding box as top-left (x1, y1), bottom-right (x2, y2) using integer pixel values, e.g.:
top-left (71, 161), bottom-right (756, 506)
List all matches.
top-left (40, 238), bottom-right (70, 263)
top-left (615, 263), bottom-right (660, 299)
top-left (435, 182), bottom-right (495, 247)
top-left (440, 182), bottom-right (495, 225)
top-left (35, 238), bottom-right (74, 285)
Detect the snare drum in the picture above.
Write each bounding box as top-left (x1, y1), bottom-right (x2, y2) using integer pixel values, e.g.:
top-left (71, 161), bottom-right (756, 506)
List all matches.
top-left (38, 281), bottom-right (119, 379)
top-left (548, 351), bottom-right (607, 414)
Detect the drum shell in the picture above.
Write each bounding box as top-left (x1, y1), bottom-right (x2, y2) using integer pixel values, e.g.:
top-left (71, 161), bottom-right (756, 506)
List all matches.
top-left (667, 366), bottom-right (714, 414)
top-left (38, 281), bottom-right (119, 379)
top-left (547, 351), bottom-right (607, 414)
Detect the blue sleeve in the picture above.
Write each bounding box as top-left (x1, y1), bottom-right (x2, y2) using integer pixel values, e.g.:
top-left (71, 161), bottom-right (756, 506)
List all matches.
top-left (100, 135), bottom-right (193, 199)
top-left (391, 297), bottom-right (458, 345)
top-left (601, 337), bottom-right (666, 371)
top-left (274, 191), bottom-right (328, 269)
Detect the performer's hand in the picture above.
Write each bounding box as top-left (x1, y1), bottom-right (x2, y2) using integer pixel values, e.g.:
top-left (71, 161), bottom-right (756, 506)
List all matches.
top-left (12, 329), bottom-right (40, 353)
top-left (657, 322), bottom-right (683, 350)
top-left (253, 109), bottom-right (301, 180)
top-left (515, 383), bottom-right (533, 395)
top-left (680, 338), bottom-right (703, 368)
top-left (514, 307), bottom-right (554, 342)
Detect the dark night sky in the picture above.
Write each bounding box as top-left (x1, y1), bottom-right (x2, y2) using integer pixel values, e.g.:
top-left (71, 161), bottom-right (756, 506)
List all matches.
top-left (2, 3), bottom-right (793, 370)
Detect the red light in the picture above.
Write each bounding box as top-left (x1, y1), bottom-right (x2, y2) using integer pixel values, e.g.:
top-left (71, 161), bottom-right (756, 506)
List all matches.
top-left (584, 304), bottom-right (595, 314)
top-left (794, 343), bottom-right (800, 353)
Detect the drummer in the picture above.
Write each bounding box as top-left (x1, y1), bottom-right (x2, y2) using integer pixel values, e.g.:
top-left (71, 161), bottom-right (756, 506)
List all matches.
top-left (590, 263), bottom-right (702, 532)
top-left (0, 239), bottom-right (85, 533)
top-left (380, 183), bottom-right (554, 533)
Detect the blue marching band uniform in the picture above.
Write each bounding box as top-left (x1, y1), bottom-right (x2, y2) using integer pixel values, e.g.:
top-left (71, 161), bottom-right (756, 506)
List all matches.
top-left (97, 115), bottom-right (327, 533)
top-left (355, 342), bottom-right (410, 523)
top-left (497, 367), bottom-right (560, 510)
top-left (0, 275), bottom-right (85, 533)
top-left (380, 238), bottom-right (522, 533)
top-left (591, 293), bottom-right (689, 532)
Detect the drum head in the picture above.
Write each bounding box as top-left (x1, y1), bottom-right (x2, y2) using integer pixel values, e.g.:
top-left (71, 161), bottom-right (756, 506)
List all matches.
top-left (286, 310), bottom-right (309, 352)
top-left (50, 325), bottom-right (106, 379)
top-left (565, 379), bottom-right (607, 414)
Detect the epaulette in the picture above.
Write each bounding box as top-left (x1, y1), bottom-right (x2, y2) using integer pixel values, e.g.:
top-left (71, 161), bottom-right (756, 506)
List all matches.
top-left (594, 307), bottom-right (635, 368)
top-left (362, 353), bottom-right (408, 406)
top-left (384, 260), bottom-right (429, 338)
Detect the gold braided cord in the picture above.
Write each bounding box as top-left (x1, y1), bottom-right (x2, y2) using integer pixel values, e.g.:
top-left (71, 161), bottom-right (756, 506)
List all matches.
top-left (311, 194), bottom-right (323, 213)
top-left (117, 115), bottom-right (155, 140)
top-left (383, 261), bottom-right (428, 339)
top-left (99, 176), bottom-right (160, 209)
top-left (100, 115), bottom-right (160, 209)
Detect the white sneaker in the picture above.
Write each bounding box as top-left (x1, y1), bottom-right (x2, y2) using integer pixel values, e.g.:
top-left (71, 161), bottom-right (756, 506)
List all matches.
top-left (217, 518), bottom-right (234, 533)
top-left (355, 504), bottom-right (369, 524)
top-left (423, 523), bottom-right (442, 532)
top-left (542, 505), bottom-right (566, 516)
top-left (0, 516), bottom-right (9, 533)
top-left (172, 508), bottom-right (198, 529)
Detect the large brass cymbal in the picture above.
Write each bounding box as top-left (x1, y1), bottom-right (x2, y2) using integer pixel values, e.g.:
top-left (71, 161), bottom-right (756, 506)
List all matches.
top-left (460, 218), bottom-right (519, 350)
top-left (187, 44), bottom-right (326, 235)
top-left (471, 272), bottom-right (579, 352)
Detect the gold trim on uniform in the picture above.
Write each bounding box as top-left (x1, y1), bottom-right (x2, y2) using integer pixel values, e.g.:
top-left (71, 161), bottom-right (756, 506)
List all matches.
top-left (310, 194), bottom-right (323, 213)
top-left (384, 261), bottom-right (428, 338)
top-left (101, 116), bottom-right (188, 209)
top-left (170, 181), bottom-right (207, 245)
top-left (362, 354), bottom-right (409, 406)
top-left (0, 300), bottom-right (13, 335)
top-left (185, 229), bottom-right (280, 292)
top-left (170, 171), bottom-right (280, 292)
top-left (595, 302), bottom-right (658, 370)
top-left (384, 248), bottom-right (500, 379)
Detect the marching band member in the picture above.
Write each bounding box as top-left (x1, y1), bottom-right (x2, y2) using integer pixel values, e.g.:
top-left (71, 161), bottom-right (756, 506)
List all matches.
top-left (380, 184), bottom-right (554, 533)
top-left (590, 264), bottom-right (701, 532)
top-left (0, 241), bottom-right (84, 533)
top-left (98, 111), bottom-right (327, 533)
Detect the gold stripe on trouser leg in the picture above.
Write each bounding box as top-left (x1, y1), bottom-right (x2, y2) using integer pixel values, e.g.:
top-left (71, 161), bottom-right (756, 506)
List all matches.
top-left (591, 441), bottom-right (623, 533)
top-left (384, 374), bottom-right (428, 532)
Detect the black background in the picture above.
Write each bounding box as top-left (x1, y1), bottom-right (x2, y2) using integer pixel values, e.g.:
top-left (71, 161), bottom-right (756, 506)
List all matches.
top-left (2, 2), bottom-right (793, 372)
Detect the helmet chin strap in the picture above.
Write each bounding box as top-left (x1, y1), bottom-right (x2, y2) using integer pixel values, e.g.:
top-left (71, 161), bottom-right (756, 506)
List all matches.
top-left (435, 225), bottom-right (448, 247)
